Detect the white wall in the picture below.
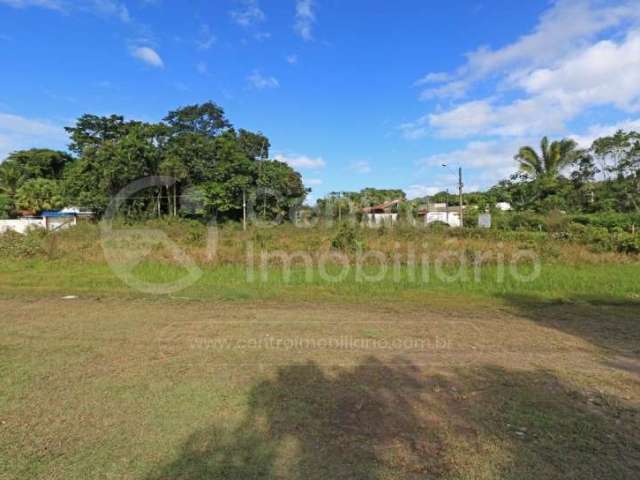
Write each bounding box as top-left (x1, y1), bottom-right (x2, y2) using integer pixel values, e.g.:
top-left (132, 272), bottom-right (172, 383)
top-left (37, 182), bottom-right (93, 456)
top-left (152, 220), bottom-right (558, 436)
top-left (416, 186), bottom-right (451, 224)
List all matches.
top-left (0, 217), bottom-right (77, 234)
top-left (45, 217), bottom-right (77, 231)
top-left (425, 211), bottom-right (461, 228)
top-left (365, 213), bottom-right (398, 227)
top-left (0, 219), bottom-right (45, 234)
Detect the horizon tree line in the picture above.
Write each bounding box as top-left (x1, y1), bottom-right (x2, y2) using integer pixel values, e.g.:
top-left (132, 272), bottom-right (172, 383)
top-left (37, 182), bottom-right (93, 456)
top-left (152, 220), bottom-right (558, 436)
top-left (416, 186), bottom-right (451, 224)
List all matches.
top-left (0, 102), bottom-right (307, 220)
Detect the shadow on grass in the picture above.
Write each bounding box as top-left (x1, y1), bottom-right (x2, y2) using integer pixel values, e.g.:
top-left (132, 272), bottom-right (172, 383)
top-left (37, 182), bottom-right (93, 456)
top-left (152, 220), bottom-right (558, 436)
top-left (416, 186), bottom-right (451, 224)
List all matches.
top-left (500, 294), bottom-right (640, 358)
top-left (146, 358), bottom-right (640, 480)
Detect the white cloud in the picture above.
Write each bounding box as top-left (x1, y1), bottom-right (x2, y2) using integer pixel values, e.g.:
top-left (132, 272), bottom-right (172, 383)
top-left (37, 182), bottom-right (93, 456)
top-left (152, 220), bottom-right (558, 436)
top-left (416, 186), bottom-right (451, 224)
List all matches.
top-left (422, 29), bottom-right (640, 138)
top-left (349, 161), bottom-right (371, 174)
top-left (0, 0), bottom-right (131, 21)
top-left (196, 24), bottom-right (216, 50)
top-left (286, 54), bottom-right (298, 64)
top-left (414, 72), bottom-right (451, 86)
top-left (424, 97), bottom-right (568, 138)
top-left (274, 153), bottom-right (325, 169)
top-left (416, 138), bottom-right (537, 187)
top-left (230, 0), bottom-right (265, 27)
top-left (0, 112), bottom-right (67, 161)
top-left (419, 80), bottom-right (467, 101)
top-left (520, 30), bottom-right (640, 112)
top-left (570, 118), bottom-right (640, 148)
top-left (415, 0), bottom-right (640, 100)
top-left (130, 46), bottom-right (164, 68)
top-left (247, 70), bottom-right (279, 89)
top-left (0, 0), bottom-right (63, 10)
top-left (294, 0), bottom-right (315, 41)
top-left (398, 115), bottom-right (431, 140)
top-left (405, 185), bottom-right (446, 200)
top-left (90, 0), bottom-right (129, 22)
top-left (419, 139), bottom-right (525, 170)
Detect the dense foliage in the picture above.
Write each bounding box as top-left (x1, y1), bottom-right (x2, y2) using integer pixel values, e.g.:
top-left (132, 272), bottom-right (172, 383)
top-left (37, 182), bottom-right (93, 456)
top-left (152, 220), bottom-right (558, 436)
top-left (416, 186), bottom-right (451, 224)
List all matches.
top-left (315, 131), bottom-right (640, 221)
top-left (0, 102), bottom-right (306, 221)
top-left (470, 131), bottom-right (639, 215)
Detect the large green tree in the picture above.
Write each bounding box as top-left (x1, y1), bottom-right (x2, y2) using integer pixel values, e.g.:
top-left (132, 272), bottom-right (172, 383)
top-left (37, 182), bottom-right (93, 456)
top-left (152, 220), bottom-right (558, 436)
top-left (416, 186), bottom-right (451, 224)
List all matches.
top-left (64, 114), bottom-right (132, 155)
top-left (64, 122), bottom-right (163, 214)
top-left (591, 130), bottom-right (640, 212)
top-left (163, 102), bottom-right (231, 137)
top-left (1, 102), bottom-right (307, 221)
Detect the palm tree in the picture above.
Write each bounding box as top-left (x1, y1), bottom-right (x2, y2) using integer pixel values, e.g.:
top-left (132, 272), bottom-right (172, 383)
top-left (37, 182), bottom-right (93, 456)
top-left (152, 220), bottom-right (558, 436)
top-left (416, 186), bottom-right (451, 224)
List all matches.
top-left (0, 162), bottom-right (22, 197)
top-left (15, 179), bottom-right (64, 214)
top-left (515, 137), bottom-right (579, 178)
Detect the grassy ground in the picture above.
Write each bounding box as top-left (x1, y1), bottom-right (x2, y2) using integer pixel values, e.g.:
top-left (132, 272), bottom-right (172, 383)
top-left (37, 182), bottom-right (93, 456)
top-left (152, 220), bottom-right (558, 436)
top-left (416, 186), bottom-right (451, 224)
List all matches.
top-left (0, 258), bottom-right (639, 305)
top-left (1, 224), bottom-right (639, 478)
top-left (1, 297), bottom-right (640, 479)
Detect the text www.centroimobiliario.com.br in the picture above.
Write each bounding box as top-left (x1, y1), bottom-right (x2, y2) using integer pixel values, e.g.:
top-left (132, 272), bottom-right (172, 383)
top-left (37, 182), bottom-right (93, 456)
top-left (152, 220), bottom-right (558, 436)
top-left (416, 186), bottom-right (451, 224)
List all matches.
top-left (188, 336), bottom-right (452, 351)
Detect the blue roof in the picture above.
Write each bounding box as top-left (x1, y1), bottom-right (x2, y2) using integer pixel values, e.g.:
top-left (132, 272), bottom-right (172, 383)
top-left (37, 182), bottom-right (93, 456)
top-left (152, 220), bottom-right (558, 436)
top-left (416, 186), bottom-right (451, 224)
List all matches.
top-left (41, 211), bottom-right (76, 217)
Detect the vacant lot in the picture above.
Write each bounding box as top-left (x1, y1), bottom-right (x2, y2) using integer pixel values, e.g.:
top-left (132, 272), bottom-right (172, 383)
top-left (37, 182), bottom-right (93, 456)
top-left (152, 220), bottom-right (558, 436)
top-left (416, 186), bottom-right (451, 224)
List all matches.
top-left (1, 295), bottom-right (639, 479)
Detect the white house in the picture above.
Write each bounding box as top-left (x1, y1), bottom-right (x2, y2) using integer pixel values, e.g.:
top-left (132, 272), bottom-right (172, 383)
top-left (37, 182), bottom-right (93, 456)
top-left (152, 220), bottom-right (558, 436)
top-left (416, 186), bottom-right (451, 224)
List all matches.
top-left (495, 202), bottom-right (512, 211)
top-left (362, 199), bottom-right (402, 227)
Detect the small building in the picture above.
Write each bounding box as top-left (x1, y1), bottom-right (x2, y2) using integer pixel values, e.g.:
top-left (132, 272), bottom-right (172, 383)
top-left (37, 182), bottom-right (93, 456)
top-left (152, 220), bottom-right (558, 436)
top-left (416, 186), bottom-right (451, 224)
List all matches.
top-left (362, 199), bottom-right (401, 227)
top-left (425, 211), bottom-right (461, 228)
top-left (495, 202), bottom-right (512, 211)
top-left (61, 206), bottom-right (95, 220)
top-left (41, 211), bottom-right (78, 231)
top-left (417, 203), bottom-right (462, 228)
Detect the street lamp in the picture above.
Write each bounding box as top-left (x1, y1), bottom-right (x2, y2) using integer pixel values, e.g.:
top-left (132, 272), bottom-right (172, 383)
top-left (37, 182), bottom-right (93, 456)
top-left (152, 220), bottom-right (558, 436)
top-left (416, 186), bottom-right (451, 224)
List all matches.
top-left (442, 163), bottom-right (464, 227)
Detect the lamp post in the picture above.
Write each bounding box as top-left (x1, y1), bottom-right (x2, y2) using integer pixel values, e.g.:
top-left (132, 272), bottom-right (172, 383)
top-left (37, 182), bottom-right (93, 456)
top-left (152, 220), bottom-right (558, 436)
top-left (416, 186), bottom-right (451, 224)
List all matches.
top-left (242, 189), bottom-right (247, 231)
top-left (442, 163), bottom-right (464, 227)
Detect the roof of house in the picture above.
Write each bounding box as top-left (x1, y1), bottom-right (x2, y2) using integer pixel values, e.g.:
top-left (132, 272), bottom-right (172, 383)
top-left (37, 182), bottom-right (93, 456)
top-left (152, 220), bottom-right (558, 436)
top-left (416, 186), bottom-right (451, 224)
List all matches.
top-left (41, 210), bottom-right (77, 218)
top-left (362, 198), bottom-right (402, 214)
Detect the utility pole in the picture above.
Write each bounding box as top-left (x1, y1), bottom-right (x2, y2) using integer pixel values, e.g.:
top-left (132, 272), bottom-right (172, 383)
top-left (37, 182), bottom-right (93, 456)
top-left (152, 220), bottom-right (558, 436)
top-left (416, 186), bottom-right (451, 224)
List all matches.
top-left (442, 163), bottom-right (464, 227)
top-left (242, 189), bottom-right (247, 231)
top-left (259, 139), bottom-right (268, 220)
top-left (458, 167), bottom-right (464, 227)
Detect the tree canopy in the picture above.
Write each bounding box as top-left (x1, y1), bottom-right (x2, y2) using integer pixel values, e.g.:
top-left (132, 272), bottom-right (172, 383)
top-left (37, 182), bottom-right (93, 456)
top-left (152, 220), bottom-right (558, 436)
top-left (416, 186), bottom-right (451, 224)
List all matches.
top-left (0, 101), bottom-right (306, 220)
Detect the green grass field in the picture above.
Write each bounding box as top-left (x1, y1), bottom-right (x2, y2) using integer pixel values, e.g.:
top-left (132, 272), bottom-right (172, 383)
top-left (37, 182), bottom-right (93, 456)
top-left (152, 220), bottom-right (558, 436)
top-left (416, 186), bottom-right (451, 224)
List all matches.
top-left (1, 257), bottom-right (639, 305)
top-left (1, 225), bottom-right (640, 479)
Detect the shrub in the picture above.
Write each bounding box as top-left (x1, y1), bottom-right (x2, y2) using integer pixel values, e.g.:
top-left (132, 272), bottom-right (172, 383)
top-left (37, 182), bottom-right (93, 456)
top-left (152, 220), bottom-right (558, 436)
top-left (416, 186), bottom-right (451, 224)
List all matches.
top-left (331, 223), bottom-right (362, 252)
top-left (425, 221), bottom-right (450, 232)
top-left (493, 211), bottom-right (546, 231)
top-left (569, 213), bottom-right (640, 233)
top-left (615, 233), bottom-right (640, 254)
top-left (0, 229), bottom-right (46, 258)
top-left (546, 209), bottom-right (570, 233)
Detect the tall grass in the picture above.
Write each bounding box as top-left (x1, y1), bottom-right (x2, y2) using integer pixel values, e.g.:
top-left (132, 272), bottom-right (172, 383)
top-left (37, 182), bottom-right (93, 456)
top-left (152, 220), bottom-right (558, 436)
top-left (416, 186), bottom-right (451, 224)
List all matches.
top-left (0, 220), bottom-right (638, 303)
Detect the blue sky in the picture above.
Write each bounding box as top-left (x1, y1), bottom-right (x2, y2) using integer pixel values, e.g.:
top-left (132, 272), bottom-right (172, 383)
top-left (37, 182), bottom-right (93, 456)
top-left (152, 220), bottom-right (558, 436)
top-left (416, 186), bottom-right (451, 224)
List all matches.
top-left (1, 0), bottom-right (640, 202)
